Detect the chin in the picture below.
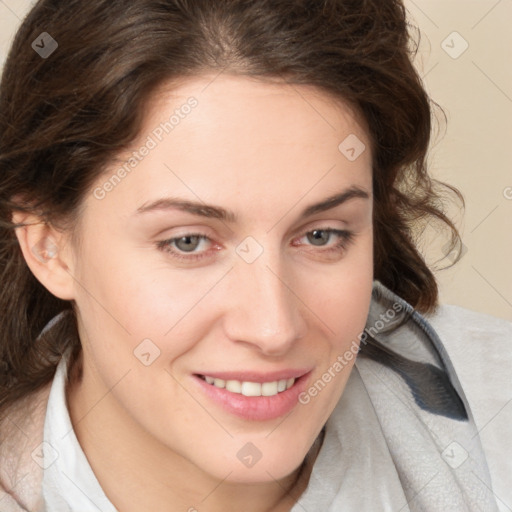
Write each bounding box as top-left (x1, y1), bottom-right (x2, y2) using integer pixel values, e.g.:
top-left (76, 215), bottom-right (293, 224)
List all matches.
top-left (223, 459), bottom-right (304, 485)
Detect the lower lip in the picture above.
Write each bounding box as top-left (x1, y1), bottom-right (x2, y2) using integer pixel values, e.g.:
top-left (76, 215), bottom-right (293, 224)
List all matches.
top-left (192, 373), bottom-right (311, 421)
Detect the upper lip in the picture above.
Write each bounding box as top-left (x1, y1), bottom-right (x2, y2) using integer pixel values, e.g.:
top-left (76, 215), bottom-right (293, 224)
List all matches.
top-left (195, 368), bottom-right (312, 383)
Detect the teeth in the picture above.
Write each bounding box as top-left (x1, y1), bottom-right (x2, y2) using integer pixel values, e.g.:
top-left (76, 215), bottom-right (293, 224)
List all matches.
top-left (242, 381), bottom-right (261, 396)
top-left (225, 380), bottom-right (242, 393)
top-left (202, 376), bottom-right (296, 396)
top-left (261, 381), bottom-right (278, 396)
top-left (213, 378), bottom-right (225, 388)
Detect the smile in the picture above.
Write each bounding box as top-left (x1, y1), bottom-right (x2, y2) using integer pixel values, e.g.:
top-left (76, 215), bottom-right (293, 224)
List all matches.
top-left (200, 375), bottom-right (296, 397)
top-left (193, 369), bottom-right (312, 421)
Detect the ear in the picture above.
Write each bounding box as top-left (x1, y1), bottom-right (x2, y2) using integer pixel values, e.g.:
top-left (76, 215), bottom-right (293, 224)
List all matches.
top-left (12, 211), bottom-right (76, 301)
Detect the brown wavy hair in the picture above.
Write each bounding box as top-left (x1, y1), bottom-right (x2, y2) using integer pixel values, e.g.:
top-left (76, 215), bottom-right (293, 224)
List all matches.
top-left (0, 0), bottom-right (464, 418)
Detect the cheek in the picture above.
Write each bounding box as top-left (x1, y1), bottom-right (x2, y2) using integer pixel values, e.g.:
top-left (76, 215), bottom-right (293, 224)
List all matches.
top-left (72, 245), bottom-right (226, 385)
top-left (311, 229), bottom-right (373, 332)
top-left (73, 235), bottom-right (195, 330)
top-left (298, 233), bottom-right (373, 407)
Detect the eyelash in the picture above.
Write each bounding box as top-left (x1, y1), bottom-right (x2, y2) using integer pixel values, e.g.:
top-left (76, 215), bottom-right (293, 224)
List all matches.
top-left (156, 228), bottom-right (355, 262)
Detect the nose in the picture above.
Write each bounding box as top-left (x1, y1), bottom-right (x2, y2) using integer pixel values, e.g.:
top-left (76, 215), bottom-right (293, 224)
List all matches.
top-left (222, 255), bottom-right (307, 356)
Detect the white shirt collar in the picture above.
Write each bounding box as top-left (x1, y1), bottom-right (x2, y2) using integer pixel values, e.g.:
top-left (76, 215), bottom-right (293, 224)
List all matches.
top-left (42, 350), bottom-right (118, 512)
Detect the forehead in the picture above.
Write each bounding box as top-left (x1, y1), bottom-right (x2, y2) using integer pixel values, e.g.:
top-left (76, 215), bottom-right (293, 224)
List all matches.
top-left (88, 74), bottom-right (372, 221)
top-left (144, 73), bottom-right (370, 151)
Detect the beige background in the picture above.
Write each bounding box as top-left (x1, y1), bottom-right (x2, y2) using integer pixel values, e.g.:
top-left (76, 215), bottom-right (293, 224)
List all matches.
top-left (0, 0), bottom-right (510, 320)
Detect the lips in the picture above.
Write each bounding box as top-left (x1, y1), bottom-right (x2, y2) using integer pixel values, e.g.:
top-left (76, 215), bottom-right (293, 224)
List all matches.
top-left (195, 369), bottom-right (308, 383)
top-left (192, 369), bottom-right (312, 421)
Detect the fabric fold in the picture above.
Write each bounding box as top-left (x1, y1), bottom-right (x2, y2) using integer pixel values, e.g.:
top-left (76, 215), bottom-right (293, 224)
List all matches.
top-left (355, 281), bottom-right (498, 511)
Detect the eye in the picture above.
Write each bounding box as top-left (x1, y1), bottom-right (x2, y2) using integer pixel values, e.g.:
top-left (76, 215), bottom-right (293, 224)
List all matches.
top-left (306, 229), bottom-right (337, 246)
top-left (156, 233), bottom-right (216, 262)
top-left (172, 234), bottom-right (204, 252)
top-left (294, 228), bottom-right (354, 251)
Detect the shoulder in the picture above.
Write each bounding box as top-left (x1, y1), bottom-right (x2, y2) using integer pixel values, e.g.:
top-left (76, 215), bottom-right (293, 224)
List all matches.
top-left (424, 303), bottom-right (512, 376)
top-left (424, 303), bottom-right (512, 396)
top-left (426, 302), bottom-right (512, 342)
top-left (0, 383), bottom-right (51, 512)
top-left (425, 304), bottom-right (512, 509)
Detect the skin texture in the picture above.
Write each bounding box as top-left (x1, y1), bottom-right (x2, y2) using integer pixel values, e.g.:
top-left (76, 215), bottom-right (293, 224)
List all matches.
top-left (14, 74), bottom-right (374, 512)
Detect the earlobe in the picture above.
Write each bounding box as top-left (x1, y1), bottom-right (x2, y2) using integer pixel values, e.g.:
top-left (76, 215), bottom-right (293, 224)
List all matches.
top-left (12, 211), bottom-right (76, 301)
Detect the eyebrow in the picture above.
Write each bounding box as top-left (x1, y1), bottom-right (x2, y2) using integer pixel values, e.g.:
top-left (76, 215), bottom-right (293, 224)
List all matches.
top-left (135, 185), bottom-right (370, 223)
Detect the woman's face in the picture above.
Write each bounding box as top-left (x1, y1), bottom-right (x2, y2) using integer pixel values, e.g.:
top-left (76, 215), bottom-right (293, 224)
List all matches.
top-left (67, 74), bottom-right (373, 484)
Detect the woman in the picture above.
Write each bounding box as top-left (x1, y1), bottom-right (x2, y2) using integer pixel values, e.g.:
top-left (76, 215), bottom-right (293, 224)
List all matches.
top-left (0, 0), bottom-right (510, 511)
